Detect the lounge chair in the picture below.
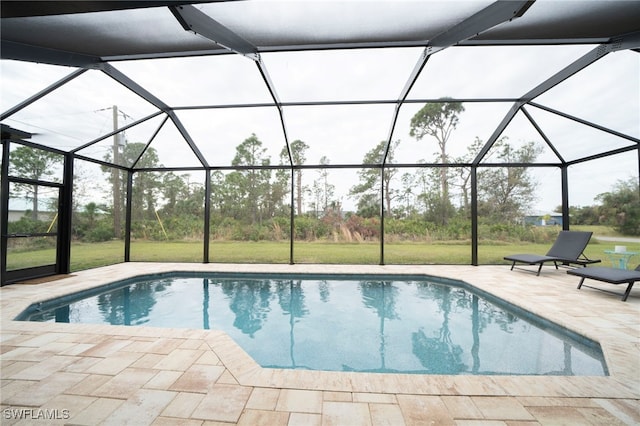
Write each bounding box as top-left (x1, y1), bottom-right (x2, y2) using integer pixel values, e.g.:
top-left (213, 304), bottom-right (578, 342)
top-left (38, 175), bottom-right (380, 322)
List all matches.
top-left (504, 230), bottom-right (600, 276)
top-left (567, 264), bottom-right (640, 301)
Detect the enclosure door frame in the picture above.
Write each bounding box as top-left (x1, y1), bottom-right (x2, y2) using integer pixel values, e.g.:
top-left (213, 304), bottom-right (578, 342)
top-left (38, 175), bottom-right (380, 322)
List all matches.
top-left (1, 138), bottom-right (73, 286)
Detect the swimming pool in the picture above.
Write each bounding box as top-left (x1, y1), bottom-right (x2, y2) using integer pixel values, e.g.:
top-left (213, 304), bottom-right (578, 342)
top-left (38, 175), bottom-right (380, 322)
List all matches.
top-left (17, 272), bottom-right (607, 376)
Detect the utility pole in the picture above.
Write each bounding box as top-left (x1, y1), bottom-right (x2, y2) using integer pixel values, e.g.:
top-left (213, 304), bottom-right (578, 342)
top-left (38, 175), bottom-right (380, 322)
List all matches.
top-left (112, 105), bottom-right (121, 238)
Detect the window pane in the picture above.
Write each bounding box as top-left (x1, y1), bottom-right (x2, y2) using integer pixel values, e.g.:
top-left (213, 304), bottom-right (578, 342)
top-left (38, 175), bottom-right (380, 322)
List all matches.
top-left (264, 48), bottom-right (422, 102)
top-left (408, 45), bottom-right (593, 100)
top-left (6, 236), bottom-right (57, 271)
top-left (4, 69), bottom-right (158, 151)
top-left (209, 170), bottom-right (290, 263)
top-left (72, 158), bottom-right (124, 270)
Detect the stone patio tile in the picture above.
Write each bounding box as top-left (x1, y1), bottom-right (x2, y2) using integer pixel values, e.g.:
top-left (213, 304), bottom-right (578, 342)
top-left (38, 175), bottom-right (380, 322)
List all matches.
top-left (68, 398), bottom-right (124, 425)
top-left (179, 339), bottom-right (205, 350)
top-left (63, 355), bottom-right (103, 373)
top-left (14, 332), bottom-right (67, 347)
top-left (191, 384), bottom-right (252, 422)
top-left (517, 396), bottom-right (598, 408)
top-left (131, 353), bottom-right (166, 369)
top-left (0, 380), bottom-right (39, 405)
top-left (593, 398), bottom-right (640, 425)
top-left (58, 342), bottom-right (97, 356)
top-left (369, 402), bottom-right (406, 426)
top-left (160, 391), bottom-right (204, 418)
top-left (169, 364), bottom-right (226, 393)
top-left (454, 421), bottom-right (507, 426)
top-left (323, 391), bottom-right (353, 402)
top-left (441, 395), bottom-right (484, 419)
top-left (120, 339), bottom-right (155, 353)
top-left (84, 351), bottom-right (144, 375)
top-left (353, 392), bottom-right (396, 404)
top-left (452, 376), bottom-right (506, 396)
top-left (0, 332), bottom-right (28, 345)
top-left (578, 407), bottom-right (629, 425)
top-left (215, 369), bottom-right (239, 384)
top-left (527, 405), bottom-right (619, 425)
top-left (154, 348), bottom-right (205, 371)
top-left (147, 338), bottom-right (186, 355)
top-left (65, 373), bottom-right (112, 396)
top-left (246, 387), bottom-right (281, 410)
top-left (144, 370), bottom-right (182, 390)
top-left (471, 397), bottom-right (535, 421)
top-left (44, 394), bottom-right (96, 420)
top-left (0, 361), bottom-right (34, 378)
top-left (321, 401), bottom-right (371, 426)
top-left (91, 368), bottom-right (157, 398)
top-left (237, 409), bottom-right (290, 426)
top-left (102, 389), bottom-right (177, 426)
top-left (79, 338), bottom-right (132, 357)
top-left (3, 372), bottom-right (87, 406)
top-left (288, 412), bottom-right (322, 426)
top-left (152, 417), bottom-right (204, 426)
top-left (276, 389), bottom-right (323, 413)
top-left (195, 350), bottom-right (221, 365)
top-left (30, 341), bottom-right (79, 357)
top-left (397, 395), bottom-right (455, 426)
top-left (0, 347), bottom-right (37, 361)
top-left (8, 355), bottom-right (78, 380)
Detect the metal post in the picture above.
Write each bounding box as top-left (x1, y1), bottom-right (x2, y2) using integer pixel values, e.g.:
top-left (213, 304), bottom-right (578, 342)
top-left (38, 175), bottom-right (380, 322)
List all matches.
top-left (112, 105), bottom-right (122, 239)
top-left (290, 168), bottom-right (295, 264)
top-left (124, 171), bottom-right (133, 262)
top-left (0, 140), bottom-right (10, 284)
top-left (203, 171), bottom-right (211, 263)
top-left (471, 166), bottom-right (478, 266)
top-left (380, 167), bottom-right (385, 265)
top-left (56, 152), bottom-right (74, 274)
top-left (561, 165), bottom-right (570, 230)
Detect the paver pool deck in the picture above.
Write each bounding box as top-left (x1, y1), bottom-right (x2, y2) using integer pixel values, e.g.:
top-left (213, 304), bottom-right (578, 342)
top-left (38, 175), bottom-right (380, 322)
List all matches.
top-left (1, 263), bottom-right (638, 425)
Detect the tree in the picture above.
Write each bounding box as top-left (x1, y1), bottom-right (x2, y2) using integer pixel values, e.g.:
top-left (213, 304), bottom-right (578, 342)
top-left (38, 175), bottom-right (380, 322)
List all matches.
top-left (349, 140), bottom-right (399, 218)
top-left (409, 100), bottom-right (465, 224)
top-left (9, 145), bottom-right (62, 220)
top-left (596, 177), bottom-right (640, 235)
top-left (161, 172), bottom-right (189, 216)
top-left (280, 139), bottom-right (309, 215)
top-left (453, 137), bottom-right (542, 223)
top-left (308, 156), bottom-right (335, 218)
top-left (476, 139), bottom-right (542, 223)
top-left (102, 143), bottom-right (162, 233)
top-left (453, 137), bottom-right (485, 213)
top-left (229, 134), bottom-right (272, 224)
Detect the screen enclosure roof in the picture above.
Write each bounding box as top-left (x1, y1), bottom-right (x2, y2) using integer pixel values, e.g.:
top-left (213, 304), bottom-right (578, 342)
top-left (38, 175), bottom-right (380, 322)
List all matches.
top-left (1, 0), bottom-right (639, 171)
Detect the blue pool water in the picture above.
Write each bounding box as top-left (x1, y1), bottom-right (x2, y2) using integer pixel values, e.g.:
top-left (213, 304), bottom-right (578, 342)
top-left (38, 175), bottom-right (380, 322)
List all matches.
top-left (18, 273), bottom-right (607, 376)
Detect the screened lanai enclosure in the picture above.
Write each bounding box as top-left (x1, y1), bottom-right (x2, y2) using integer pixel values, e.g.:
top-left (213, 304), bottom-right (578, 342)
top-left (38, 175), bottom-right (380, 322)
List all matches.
top-left (1, 1), bottom-right (639, 285)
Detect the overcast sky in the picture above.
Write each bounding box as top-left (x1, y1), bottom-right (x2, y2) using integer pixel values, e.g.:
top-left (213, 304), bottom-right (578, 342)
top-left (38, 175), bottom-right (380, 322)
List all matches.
top-left (1, 43), bottom-right (638, 212)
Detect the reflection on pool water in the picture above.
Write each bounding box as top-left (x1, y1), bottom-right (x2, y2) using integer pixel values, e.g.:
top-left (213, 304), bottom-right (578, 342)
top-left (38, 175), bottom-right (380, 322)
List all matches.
top-left (18, 273), bottom-right (607, 376)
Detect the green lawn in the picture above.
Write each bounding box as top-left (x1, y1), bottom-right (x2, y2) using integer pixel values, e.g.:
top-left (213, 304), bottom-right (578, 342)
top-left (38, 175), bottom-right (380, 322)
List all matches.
top-left (6, 233), bottom-right (639, 272)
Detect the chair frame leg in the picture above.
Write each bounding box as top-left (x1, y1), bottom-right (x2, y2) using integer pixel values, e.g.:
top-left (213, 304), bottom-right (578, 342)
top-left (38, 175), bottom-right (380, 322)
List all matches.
top-left (622, 282), bottom-right (634, 302)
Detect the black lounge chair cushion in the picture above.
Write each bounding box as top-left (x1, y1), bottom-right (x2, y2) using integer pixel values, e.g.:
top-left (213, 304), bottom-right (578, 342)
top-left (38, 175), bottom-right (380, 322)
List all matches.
top-left (568, 265), bottom-right (640, 301)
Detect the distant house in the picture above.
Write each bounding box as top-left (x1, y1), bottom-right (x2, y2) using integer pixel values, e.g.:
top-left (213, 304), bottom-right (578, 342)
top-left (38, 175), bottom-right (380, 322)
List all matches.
top-left (7, 198), bottom-right (56, 222)
top-left (524, 212), bottom-right (564, 227)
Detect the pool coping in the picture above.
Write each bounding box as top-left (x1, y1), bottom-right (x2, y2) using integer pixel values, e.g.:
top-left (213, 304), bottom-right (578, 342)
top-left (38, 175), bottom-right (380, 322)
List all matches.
top-left (2, 262), bottom-right (639, 400)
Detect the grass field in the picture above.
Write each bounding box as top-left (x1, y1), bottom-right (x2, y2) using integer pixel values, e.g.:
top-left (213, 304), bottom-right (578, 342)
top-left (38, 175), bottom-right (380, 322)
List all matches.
top-left (6, 230), bottom-right (640, 272)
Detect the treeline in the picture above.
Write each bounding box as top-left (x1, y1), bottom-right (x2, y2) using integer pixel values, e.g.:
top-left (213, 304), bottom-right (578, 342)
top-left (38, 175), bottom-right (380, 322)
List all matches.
top-left (8, 101), bottom-right (639, 246)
